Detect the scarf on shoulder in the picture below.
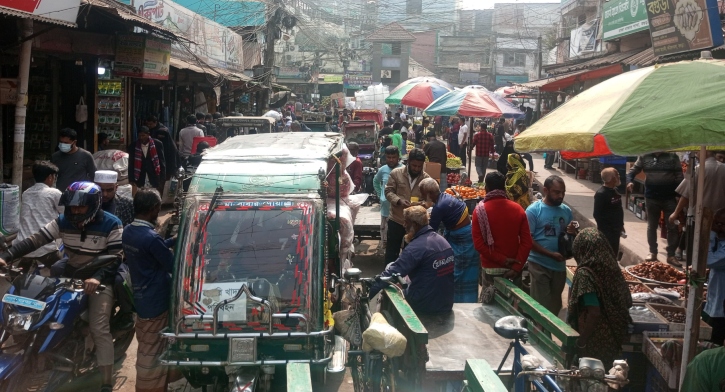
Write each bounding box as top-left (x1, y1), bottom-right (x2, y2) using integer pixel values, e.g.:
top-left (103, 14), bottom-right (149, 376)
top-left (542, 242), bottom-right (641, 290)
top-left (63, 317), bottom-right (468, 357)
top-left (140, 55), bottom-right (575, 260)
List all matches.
top-left (474, 189), bottom-right (508, 249)
top-left (134, 138), bottom-right (161, 181)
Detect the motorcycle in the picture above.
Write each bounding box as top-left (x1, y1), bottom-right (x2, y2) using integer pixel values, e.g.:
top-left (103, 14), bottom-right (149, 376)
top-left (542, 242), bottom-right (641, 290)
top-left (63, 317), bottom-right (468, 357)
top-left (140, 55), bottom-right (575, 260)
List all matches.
top-left (0, 255), bottom-right (135, 391)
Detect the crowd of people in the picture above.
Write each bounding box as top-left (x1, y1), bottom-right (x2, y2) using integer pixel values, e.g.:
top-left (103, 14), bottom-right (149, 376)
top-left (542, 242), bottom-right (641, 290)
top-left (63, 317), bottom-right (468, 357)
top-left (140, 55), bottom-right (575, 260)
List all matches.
top-left (370, 113), bottom-right (725, 383)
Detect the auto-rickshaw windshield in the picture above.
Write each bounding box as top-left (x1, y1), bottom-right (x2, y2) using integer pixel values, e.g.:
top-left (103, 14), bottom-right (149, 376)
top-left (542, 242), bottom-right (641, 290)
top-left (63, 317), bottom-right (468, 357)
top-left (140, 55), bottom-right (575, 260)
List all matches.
top-left (178, 198), bottom-right (317, 322)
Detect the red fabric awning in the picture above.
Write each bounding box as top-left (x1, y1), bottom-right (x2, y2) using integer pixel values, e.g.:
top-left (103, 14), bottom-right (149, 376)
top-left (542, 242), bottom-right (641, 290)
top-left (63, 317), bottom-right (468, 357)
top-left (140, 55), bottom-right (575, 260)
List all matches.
top-left (539, 64), bottom-right (623, 92)
top-left (560, 134), bottom-right (614, 160)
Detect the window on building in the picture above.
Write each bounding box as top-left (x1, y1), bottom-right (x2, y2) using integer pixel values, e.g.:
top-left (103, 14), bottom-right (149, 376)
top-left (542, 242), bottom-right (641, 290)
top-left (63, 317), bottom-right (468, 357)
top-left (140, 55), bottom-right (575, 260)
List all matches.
top-left (503, 53), bottom-right (526, 67)
top-left (391, 42), bottom-right (402, 55)
top-left (407, 0), bottom-right (422, 14)
top-left (381, 43), bottom-right (392, 55)
top-left (390, 70), bottom-right (401, 84)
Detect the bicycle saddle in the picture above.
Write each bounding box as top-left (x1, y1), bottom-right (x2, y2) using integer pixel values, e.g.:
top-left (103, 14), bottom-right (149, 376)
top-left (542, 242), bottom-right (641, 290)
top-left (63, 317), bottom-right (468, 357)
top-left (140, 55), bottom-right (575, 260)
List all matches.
top-left (494, 316), bottom-right (528, 340)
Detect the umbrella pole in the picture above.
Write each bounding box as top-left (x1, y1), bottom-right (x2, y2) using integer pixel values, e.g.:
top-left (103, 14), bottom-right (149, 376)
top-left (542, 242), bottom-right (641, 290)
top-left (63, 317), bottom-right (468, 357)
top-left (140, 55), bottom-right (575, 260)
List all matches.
top-left (467, 118), bottom-right (474, 179)
top-left (680, 146), bottom-right (710, 387)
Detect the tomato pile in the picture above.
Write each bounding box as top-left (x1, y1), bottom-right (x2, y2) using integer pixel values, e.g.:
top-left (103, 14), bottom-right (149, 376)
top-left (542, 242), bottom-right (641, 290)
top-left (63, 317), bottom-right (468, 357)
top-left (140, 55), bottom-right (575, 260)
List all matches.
top-left (445, 186), bottom-right (486, 199)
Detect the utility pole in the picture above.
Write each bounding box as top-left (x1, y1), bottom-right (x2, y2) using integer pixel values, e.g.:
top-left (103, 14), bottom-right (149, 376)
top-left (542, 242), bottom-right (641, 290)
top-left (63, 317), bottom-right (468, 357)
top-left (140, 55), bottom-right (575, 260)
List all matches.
top-left (259, 0), bottom-right (285, 115)
top-left (535, 35), bottom-right (542, 122)
top-left (13, 18), bottom-right (33, 188)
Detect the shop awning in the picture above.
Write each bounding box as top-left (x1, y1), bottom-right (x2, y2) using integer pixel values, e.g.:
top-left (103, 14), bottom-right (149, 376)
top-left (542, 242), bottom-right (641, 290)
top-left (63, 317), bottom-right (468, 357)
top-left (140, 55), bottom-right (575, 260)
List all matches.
top-left (83, 0), bottom-right (178, 40)
top-left (170, 57), bottom-right (252, 83)
top-left (518, 64), bottom-right (624, 92)
top-left (0, 3), bottom-right (78, 27)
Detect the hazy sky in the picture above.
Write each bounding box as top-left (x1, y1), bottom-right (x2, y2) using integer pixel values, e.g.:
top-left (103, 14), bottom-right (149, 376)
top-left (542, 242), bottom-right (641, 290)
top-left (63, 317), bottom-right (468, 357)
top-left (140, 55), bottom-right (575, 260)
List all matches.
top-left (461, 0), bottom-right (561, 10)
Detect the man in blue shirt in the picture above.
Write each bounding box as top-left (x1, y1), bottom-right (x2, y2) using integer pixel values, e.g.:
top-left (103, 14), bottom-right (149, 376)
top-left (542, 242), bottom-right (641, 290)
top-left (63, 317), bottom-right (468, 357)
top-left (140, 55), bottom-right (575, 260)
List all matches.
top-left (526, 175), bottom-right (578, 316)
top-left (370, 206), bottom-right (454, 314)
top-left (122, 189), bottom-right (176, 392)
top-left (705, 208), bottom-right (725, 346)
top-left (373, 145), bottom-right (402, 255)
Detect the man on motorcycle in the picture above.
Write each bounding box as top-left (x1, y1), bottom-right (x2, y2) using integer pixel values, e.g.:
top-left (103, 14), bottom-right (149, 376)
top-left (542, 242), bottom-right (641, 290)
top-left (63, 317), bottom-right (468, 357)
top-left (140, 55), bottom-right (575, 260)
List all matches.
top-left (0, 181), bottom-right (123, 392)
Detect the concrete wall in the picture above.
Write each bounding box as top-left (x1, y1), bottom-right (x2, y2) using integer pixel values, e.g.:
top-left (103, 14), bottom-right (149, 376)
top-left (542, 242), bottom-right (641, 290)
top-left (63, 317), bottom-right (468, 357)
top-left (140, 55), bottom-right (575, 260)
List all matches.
top-left (411, 31), bottom-right (437, 74)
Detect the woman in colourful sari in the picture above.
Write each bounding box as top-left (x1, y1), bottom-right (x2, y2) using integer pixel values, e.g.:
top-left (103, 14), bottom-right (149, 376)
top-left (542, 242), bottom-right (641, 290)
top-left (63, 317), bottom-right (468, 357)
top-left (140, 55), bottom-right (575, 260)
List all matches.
top-left (568, 228), bottom-right (632, 367)
top-left (420, 178), bottom-right (479, 302)
top-left (505, 153), bottom-right (530, 211)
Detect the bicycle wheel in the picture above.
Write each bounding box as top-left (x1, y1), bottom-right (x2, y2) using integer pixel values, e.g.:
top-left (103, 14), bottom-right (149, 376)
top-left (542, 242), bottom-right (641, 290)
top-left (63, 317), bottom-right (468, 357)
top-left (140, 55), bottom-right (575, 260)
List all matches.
top-left (379, 354), bottom-right (397, 392)
top-left (350, 349), bottom-right (367, 392)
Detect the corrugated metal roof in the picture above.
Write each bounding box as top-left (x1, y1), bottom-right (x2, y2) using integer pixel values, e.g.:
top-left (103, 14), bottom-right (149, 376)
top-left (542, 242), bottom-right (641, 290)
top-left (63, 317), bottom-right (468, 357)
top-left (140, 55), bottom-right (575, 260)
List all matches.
top-left (170, 57), bottom-right (252, 82)
top-left (546, 49), bottom-right (644, 75)
top-left (83, 0), bottom-right (177, 39)
top-left (622, 47), bottom-right (657, 67)
top-left (0, 6), bottom-right (77, 27)
top-left (365, 22), bottom-right (416, 42)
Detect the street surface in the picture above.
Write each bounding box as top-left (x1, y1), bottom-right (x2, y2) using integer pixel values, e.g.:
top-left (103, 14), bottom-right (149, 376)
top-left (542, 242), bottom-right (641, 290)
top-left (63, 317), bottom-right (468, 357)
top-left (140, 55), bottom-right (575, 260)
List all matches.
top-left (11, 153), bottom-right (671, 391)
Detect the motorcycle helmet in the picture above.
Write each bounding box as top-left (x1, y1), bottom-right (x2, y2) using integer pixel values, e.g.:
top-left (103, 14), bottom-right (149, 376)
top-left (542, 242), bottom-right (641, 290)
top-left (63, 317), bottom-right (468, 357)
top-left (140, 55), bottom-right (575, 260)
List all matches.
top-left (59, 181), bottom-right (102, 227)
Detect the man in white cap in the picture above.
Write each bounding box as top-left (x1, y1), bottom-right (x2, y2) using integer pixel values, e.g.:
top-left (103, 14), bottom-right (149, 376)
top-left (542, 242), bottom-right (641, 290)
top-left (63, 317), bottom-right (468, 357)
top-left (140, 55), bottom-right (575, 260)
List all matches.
top-left (95, 169), bottom-right (136, 331)
top-left (95, 170), bottom-right (134, 227)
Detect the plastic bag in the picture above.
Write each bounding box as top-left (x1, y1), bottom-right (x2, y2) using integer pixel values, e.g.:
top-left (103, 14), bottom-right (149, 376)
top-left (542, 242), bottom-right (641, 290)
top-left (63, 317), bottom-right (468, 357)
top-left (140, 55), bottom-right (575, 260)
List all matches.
top-left (631, 293), bottom-right (674, 305)
top-left (362, 313), bottom-right (407, 357)
top-left (333, 309), bottom-right (362, 346)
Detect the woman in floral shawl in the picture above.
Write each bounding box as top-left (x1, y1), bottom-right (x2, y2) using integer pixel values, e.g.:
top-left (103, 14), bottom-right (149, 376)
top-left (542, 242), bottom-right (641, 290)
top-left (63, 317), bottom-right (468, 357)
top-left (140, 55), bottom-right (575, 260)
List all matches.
top-left (568, 228), bottom-right (632, 367)
top-left (505, 153), bottom-right (530, 210)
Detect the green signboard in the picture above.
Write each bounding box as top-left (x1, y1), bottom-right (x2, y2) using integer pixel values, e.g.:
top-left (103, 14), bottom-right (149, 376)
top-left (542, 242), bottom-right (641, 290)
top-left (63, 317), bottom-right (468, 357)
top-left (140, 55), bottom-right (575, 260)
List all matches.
top-left (603, 0), bottom-right (649, 41)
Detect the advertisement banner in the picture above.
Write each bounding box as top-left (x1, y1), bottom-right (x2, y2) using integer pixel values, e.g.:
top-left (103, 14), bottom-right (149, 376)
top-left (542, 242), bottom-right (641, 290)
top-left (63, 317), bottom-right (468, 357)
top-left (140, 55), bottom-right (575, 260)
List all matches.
top-left (115, 35), bottom-right (171, 80)
top-left (143, 37), bottom-right (171, 80)
top-left (132, 0), bottom-right (244, 72)
top-left (645, 0), bottom-right (724, 56)
top-left (115, 35), bottom-right (145, 78)
top-left (344, 71), bottom-right (373, 90)
top-left (570, 19), bottom-right (599, 58)
top-left (321, 74), bottom-right (343, 83)
top-left (603, 0), bottom-right (650, 40)
top-left (0, 0), bottom-right (80, 25)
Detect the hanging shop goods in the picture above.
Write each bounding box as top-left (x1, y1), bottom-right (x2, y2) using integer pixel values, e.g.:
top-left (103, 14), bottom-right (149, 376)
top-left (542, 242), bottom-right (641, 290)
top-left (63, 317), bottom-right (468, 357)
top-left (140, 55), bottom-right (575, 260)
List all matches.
top-left (645, 0), bottom-right (723, 56)
top-left (96, 71), bottom-right (127, 148)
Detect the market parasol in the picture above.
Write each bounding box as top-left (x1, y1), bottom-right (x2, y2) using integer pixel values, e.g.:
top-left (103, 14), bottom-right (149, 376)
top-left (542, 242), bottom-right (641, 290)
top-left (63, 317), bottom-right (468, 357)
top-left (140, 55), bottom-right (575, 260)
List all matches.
top-left (423, 85), bottom-right (525, 118)
top-left (513, 56), bottom-right (725, 385)
top-left (390, 76), bottom-right (453, 93)
top-left (384, 81), bottom-right (452, 108)
top-left (513, 60), bottom-right (725, 155)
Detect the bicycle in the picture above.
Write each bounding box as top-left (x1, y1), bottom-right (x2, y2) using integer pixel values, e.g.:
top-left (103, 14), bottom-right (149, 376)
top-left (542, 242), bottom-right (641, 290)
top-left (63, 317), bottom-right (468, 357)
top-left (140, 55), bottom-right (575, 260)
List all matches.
top-left (491, 316), bottom-right (629, 392)
top-left (331, 268), bottom-right (407, 392)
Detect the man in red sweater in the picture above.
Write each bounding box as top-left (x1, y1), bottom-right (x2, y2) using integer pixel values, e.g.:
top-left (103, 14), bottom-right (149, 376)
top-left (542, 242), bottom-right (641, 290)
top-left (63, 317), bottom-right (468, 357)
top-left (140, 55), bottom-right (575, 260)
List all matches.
top-left (472, 171), bottom-right (532, 301)
top-left (346, 142), bottom-right (363, 193)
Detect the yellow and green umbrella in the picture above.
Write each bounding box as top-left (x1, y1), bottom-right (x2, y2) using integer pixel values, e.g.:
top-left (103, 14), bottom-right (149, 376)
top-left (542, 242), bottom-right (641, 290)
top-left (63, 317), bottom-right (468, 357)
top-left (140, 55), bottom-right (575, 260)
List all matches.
top-left (514, 59), bottom-right (725, 156)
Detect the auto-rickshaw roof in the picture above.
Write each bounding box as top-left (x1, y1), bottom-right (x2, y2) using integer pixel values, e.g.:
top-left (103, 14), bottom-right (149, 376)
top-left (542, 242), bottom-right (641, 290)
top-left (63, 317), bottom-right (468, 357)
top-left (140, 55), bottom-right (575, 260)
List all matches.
top-left (343, 121), bottom-right (377, 129)
top-left (215, 116), bottom-right (275, 126)
top-left (203, 132), bottom-right (344, 161)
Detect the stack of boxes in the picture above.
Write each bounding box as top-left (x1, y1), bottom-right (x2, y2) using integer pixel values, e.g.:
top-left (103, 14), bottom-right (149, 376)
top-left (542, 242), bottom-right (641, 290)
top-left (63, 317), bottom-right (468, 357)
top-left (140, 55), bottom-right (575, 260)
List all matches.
top-left (628, 193), bottom-right (647, 221)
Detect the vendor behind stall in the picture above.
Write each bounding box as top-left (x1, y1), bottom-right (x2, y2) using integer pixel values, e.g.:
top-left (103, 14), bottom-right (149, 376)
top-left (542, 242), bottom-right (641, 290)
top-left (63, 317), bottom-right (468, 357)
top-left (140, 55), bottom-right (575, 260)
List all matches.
top-left (567, 228), bottom-right (632, 367)
top-left (420, 178), bottom-right (478, 303)
top-left (369, 206), bottom-right (454, 314)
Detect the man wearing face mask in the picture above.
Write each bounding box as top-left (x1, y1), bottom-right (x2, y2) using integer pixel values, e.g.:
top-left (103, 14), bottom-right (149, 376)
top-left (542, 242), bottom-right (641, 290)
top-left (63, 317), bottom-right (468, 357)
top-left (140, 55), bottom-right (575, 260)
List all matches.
top-left (52, 128), bottom-right (97, 191)
top-left (384, 148), bottom-right (431, 264)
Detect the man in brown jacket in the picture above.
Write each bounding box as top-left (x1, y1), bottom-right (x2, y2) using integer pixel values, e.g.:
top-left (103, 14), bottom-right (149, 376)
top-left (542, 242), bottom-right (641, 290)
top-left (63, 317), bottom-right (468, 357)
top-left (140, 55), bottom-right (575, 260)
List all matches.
top-left (384, 148), bottom-right (431, 264)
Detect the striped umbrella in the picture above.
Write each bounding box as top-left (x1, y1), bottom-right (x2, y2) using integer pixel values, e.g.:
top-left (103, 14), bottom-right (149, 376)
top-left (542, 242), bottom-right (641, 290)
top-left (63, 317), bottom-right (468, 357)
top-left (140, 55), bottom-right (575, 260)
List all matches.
top-left (423, 85), bottom-right (524, 118)
top-left (514, 59), bottom-right (725, 156)
top-left (384, 81), bottom-right (452, 109)
top-left (391, 77), bottom-right (453, 93)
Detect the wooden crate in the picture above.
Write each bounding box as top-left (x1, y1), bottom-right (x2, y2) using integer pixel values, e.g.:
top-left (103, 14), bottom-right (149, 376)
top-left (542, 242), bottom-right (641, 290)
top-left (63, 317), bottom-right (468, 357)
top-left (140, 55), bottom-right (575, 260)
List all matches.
top-left (642, 331), bottom-right (684, 390)
top-left (645, 303), bottom-right (712, 339)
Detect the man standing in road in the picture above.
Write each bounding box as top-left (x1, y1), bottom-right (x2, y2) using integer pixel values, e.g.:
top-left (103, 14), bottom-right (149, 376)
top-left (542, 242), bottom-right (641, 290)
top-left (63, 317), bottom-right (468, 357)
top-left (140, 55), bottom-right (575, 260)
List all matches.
top-left (128, 127), bottom-right (166, 195)
top-left (472, 172), bottom-right (532, 302)
top-left (424, 131), bottom-right (448, 191)
top-left (52, 128), bottom-right (97, 191)
top-left (146, 115), bottom-right (179, 184)
top-left (124, 189), bottom-right (176, 392)
top-left (471, 123), bottom-right (495, 183)
top-left (449, 117), bottom-right (461, 157)
top-left (95, 170), bottom-right (134, 227)
top-left (346, 142), bottom-right (363, 193)
top-left (179, 115), bottom-right (204, 158)
top-left (458, 117), bottom-right (469, 164)
top-left (594, 168), bottom-right (625, 257)
top-left (626, 151), bottom-right (683, 265)
top-left (494, 118), bottom-right (506, 155)
top-left (526, 175), bottom-right (578, 316)
top-left (384, 148), bottom-right (431, 264)
top-left (373, 146), bottom-right (402, 255)
top-left (16, 161), bottom-right (63, 269)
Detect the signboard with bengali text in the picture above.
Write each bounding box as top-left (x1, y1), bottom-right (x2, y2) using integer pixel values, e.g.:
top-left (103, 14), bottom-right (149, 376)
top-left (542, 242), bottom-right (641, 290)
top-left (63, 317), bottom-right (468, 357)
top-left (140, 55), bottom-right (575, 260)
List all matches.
top-left (603, 0), bottom-right (650, 40)
top-left (645, 0), bottom-right (724, 56)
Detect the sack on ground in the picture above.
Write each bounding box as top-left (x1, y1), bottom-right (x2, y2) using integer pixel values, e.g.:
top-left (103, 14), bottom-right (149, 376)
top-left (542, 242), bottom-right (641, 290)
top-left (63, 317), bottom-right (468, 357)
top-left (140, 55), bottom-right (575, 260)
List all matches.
top-left (362, 312), bottom-right (407, 357)
top-left (333, 309), bottom-right (362, 346)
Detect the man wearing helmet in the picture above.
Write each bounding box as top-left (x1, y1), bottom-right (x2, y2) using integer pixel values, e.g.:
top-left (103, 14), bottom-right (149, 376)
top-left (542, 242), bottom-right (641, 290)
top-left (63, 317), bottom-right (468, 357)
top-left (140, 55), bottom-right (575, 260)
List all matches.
top-left (0, 181), bottom-right (123, 392)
